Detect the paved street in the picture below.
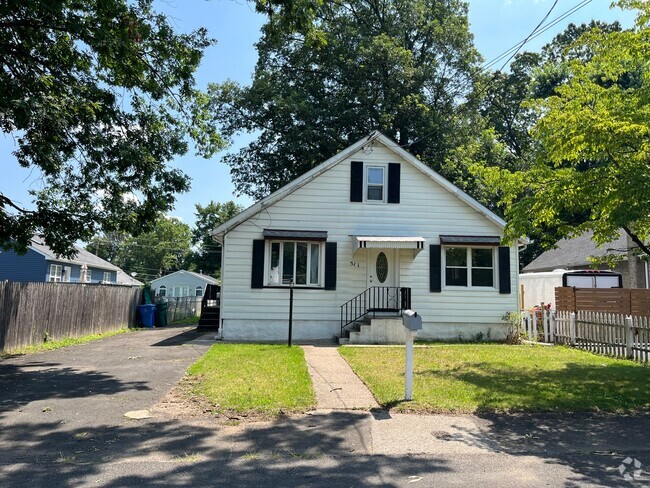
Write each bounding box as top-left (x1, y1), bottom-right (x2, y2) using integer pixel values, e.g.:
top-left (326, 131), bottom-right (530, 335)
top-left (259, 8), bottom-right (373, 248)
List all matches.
top-left (1, 328), bottom-right (649, 487)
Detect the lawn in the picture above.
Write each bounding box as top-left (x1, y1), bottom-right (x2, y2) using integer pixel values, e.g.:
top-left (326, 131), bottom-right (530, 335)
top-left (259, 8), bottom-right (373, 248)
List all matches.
top-left (186, 344), bottom-right (315, 416)
top-left (339, 344), bottom-right (650, 413)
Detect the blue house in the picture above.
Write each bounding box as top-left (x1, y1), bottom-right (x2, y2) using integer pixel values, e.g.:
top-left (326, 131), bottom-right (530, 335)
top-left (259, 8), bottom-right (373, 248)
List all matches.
top-left (0, 237), bottom-right (128, 284)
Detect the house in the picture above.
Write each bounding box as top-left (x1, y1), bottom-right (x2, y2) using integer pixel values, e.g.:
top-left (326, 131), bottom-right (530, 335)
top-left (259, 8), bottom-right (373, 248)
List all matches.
top-left (151, 270), bottom-right (218, 299)
top-left (523, 230), bottom-right (649, 289)
top-left (0, 237), bottom-right (120, 284)
top-left (212, 132), bottom-right (521, 343)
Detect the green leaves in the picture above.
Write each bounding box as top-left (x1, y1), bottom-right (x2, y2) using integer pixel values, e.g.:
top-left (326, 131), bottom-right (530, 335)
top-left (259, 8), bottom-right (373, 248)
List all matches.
top-left (0, 0), bottom-right (224, 256)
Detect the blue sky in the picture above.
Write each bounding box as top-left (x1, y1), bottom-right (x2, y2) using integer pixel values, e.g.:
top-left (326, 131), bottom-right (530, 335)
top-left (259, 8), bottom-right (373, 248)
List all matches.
top-left (1, 0), bottom-right (636, 232)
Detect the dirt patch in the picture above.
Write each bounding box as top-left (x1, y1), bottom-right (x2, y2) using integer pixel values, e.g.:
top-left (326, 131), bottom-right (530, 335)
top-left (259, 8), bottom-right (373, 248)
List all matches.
top-left (152, 377), bottom-right (295, 424)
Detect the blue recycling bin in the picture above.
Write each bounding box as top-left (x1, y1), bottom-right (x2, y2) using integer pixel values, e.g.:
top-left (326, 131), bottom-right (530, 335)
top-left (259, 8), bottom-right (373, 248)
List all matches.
top-left (138, 304), bottom-right (156, 328)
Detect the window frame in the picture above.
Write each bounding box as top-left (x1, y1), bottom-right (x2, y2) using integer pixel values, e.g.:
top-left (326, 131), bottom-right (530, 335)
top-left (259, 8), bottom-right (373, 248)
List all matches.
top-left (158, 285), bottom-right (167, 297)
top-left (364, 164), bottom-right (387, 203)
top-left (443, 246), bottom-right (496, 289)
top-left (102, 271), bottom-right (111, 283)
top-left (195, 285), bottom-right (203, 297)
top-left (49, 264), bottom-right (63, 282)
top-left (265, 240), bottom-right (324, 287)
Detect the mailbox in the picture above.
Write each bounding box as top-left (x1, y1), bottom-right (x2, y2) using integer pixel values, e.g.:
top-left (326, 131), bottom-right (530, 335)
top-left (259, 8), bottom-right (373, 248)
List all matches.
top-left (402, 310), bottom-right (422, 331)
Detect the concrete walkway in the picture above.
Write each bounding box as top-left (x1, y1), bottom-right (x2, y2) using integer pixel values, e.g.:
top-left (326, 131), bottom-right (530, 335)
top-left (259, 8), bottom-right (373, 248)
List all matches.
top-left (301, 345), bottom-right (379, 409)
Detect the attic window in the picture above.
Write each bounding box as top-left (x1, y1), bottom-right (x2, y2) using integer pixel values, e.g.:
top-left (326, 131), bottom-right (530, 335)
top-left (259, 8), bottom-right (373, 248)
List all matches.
top-left (366, 166), bottom-right (385, 202)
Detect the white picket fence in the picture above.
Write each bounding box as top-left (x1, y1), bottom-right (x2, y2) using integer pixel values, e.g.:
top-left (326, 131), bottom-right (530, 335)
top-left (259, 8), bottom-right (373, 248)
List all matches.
top-left (520, 309), bottom-right (650, 362)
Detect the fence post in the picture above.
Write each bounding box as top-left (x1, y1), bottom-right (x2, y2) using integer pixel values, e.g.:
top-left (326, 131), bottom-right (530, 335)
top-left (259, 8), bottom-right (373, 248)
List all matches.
top-left (550, 311), bottom-right (555, 343)
top-left (543, 308), bottom-right (549, 343)
top-left (625, 315), bottom-right (634, 359)
top-left (570, 312), bottom-right (576, 346)
top-left (531, 310), bottom-right (537, 341)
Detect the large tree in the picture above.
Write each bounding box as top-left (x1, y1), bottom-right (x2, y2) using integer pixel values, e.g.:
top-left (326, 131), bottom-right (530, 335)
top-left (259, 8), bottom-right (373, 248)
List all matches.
top-left (188, 200), bottom-right (244, 277)
top-left (478, 1), bottom-right (650, 257)
top-left (0, 0), bottom-right (224, 257)
top-left (212, 0), bottom-right (482, 200)
top-left (87, 216), bottom-right (192, 282)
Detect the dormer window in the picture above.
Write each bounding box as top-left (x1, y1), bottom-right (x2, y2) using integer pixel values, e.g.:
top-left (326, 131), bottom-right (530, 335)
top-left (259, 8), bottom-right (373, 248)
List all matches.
top-left (366, 166), bottom-right (385, 202)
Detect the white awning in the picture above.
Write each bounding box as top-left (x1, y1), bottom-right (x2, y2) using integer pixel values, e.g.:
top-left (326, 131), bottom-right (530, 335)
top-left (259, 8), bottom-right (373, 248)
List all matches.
top-left (354, 236), bottom-right (426, 250)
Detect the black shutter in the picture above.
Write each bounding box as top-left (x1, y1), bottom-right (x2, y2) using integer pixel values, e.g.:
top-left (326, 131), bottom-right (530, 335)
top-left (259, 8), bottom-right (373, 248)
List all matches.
top-left (350, 161), bottom-right (363, 202)
top-left (430, 244), bottom-right (442, 293)
top-left (387, 163), bottom-right (401, 203)
top-left (324, 242), bottom-right (337, 290)
top-left (251, 239), bottom-right (265, 289)
top-left (498, 246), bottom-right (511, 294)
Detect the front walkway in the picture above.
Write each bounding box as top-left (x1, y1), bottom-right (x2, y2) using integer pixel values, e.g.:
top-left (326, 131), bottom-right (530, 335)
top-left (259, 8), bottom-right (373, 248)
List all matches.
top-left (301, 345), bottom-right (379, 409)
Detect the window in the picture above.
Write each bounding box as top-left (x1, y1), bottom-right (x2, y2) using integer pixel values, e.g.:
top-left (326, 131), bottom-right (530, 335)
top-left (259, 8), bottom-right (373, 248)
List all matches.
top-left (158, 285), bottom-right (167, 297)
top-left (81, 269), bottom-right (92, 283)
top-left (49, 264), bottom-right (62, 282)
top-left (103, 271), bottom-right (111, 283)
top-left (268, 241), bottom-right (322, 286)
top-left (173, 286), bottom-right (190, 297)
top-left (195, 286), bottom-right (203, 297)
top-left (444, 247), bottom-right (494, 288)
top-left (366, 166), bottom-right (385, 202)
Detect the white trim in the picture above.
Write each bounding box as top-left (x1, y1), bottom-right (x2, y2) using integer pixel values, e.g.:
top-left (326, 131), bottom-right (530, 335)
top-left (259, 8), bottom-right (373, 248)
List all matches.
top-left (265, 240), bottom-right (324, 287)
top-left (212, 132), bottom-right (512, 242)
top-left (442, 245), bottom-right (497, 290)
top-left (364, 163), bottom-right (387, 203)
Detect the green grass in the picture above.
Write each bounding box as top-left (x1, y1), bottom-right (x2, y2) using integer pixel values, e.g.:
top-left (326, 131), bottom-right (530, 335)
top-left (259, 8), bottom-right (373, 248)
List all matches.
top-left (169, 316), bottom-right (200, 325)
top-left (339, 344), bottom-right (650, 413)
top-left (186, 344), bottom-right (315, 416)
top-left (1, 328), bottom-right (132, 358)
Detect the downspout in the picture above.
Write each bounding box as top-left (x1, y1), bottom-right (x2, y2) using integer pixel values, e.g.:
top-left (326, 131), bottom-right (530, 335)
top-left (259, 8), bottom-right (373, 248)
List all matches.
top-left (217, 230), bottom-right (226, 340)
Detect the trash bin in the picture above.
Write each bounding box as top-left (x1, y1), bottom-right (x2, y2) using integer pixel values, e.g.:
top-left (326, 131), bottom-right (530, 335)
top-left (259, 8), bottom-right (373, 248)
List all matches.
top-left (138, 304), bottom-right (156, 328)
top-left (155, 302), bottom-right (168, 327)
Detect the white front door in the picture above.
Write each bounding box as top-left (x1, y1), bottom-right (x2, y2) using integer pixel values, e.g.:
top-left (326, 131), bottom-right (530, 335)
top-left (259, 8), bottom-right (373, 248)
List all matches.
top-left (367, 249), bottom-right (399, 309)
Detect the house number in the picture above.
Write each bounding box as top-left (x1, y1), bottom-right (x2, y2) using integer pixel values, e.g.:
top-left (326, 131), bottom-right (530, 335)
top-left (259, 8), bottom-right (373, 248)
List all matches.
top-left (349, 261), bottom-right (360, 268)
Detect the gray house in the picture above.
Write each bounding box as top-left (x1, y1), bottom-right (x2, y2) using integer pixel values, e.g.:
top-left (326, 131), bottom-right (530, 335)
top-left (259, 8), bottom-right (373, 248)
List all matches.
top-left (151, 270), bottom-right (218, 298)
top-left (0, 237), bottom-right (123, 284)
top-left (523, 231), bottom-right (649, 289)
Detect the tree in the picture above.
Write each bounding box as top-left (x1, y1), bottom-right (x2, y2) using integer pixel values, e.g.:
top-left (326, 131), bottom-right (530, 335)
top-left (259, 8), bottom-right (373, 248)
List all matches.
top-left (478, 1), bottom-right (650, 257)
top-left (87, 216), bottom-right (192, 282)
top-left (211, 0), bottom-right (482, 200)
top-left (0, 0), bottom-right (224, 257)
top-left (188, 200), bottom-right (244, 276)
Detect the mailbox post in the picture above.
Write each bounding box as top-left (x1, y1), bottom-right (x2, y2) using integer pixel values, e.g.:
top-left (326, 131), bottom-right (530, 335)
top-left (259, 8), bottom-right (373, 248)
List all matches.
top-left (402, 310), bottom-right (422, 401)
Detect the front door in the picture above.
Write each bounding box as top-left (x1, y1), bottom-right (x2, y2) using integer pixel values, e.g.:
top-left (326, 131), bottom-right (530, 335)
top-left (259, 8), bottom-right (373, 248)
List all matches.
top-left (367, 249), bottom-right (399, 310)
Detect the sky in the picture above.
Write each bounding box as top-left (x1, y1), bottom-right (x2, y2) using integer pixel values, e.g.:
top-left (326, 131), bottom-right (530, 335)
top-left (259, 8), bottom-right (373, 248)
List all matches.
top-left (1, 0), bottom-right (637, 233)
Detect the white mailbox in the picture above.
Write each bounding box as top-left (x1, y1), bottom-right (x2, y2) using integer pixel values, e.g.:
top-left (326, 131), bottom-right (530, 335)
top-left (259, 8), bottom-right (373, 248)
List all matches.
top-left (402, 310), bottom-right (422, 331)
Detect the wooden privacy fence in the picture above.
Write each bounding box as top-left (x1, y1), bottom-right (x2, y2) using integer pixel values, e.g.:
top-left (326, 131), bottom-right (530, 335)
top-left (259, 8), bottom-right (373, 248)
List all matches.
top-left (0, 282), bottom-right (142, 353)
top-left (520, 287), bottom-right (650, 362)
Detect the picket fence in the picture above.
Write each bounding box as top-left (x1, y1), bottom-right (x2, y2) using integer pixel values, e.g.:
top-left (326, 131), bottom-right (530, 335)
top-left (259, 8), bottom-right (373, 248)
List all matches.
top-left (521, 308), bottom-right (650, 363)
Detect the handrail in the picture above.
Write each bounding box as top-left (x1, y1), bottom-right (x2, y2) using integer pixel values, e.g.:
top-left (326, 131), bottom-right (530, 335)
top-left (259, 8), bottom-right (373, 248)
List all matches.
top-left (340, 286), bottom-right (411, 337)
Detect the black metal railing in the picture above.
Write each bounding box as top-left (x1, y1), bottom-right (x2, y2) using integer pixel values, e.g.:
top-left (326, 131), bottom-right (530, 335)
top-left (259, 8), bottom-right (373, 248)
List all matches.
top-left (201, 283), bottom-right (220, 312)
top-left (340, 286), bottom-right (411, 337)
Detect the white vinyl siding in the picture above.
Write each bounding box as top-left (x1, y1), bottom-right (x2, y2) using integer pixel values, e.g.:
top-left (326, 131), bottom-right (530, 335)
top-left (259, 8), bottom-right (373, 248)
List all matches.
top-left (220, 141), bottom-right (519, 340)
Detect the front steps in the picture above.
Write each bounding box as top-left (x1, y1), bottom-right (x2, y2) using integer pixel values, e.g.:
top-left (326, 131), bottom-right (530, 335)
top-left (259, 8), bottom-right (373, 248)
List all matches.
top-left (197, 306), bottom-right (220, 331)
top-left (339, 315), bottom-right (405, 345)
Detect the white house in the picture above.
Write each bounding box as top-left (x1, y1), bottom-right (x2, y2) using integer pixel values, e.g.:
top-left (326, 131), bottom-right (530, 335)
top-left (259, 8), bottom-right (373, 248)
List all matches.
top-left (213, 132), bottom-right (521, 343)
top-left (151, 270), bottom-right (218, 299)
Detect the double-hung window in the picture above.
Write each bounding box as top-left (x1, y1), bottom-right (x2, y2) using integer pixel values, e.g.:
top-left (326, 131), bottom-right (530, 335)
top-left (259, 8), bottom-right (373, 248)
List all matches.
top-left (103, 271), bottom-right (111, 283)
top-left (49, 264), bottom-right (62, 282)
top-left (268, 241), bottom-right (322, 286)
top-left (445, 247), bottom-right (495, 288)
top-left (366, 166), bottom-right (385, 202)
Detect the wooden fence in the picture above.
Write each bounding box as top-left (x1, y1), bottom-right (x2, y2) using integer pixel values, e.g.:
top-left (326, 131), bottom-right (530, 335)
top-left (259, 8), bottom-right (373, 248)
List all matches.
top-left (555, 287), bottom-right (650, 315)
top-left (0, 282), bottom-right (142, 353)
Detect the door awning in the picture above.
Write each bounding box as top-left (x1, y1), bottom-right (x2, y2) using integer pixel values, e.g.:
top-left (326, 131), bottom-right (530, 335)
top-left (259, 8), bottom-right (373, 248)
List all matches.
top-left (354, 236), bottom-right (426, 250)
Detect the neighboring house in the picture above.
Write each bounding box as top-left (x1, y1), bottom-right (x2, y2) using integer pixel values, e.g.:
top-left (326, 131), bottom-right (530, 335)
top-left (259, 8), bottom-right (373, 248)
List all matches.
top-left (212, 132), bottom-right (522, 342)
top-left (523, 230), bottom-right (649, 289)
top-left (151, 270), bottom-right (218, 298)
top-left (0, 237), bottom-right (120, 284)
top-left (116, 269), bottom-right (144, 287)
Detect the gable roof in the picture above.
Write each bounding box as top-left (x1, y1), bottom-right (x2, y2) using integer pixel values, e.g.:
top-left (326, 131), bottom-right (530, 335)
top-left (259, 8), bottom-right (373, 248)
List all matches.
top-left (212, 132), bottom-right (507, 240)
top-left (116, 269), bottom-right (144, 286)
top-left (30, 237), bottom-right (120, 272)
top-left (523, 231), bottom-right (629, 273)
top-left (150, 270), bottom-right (219, 286)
